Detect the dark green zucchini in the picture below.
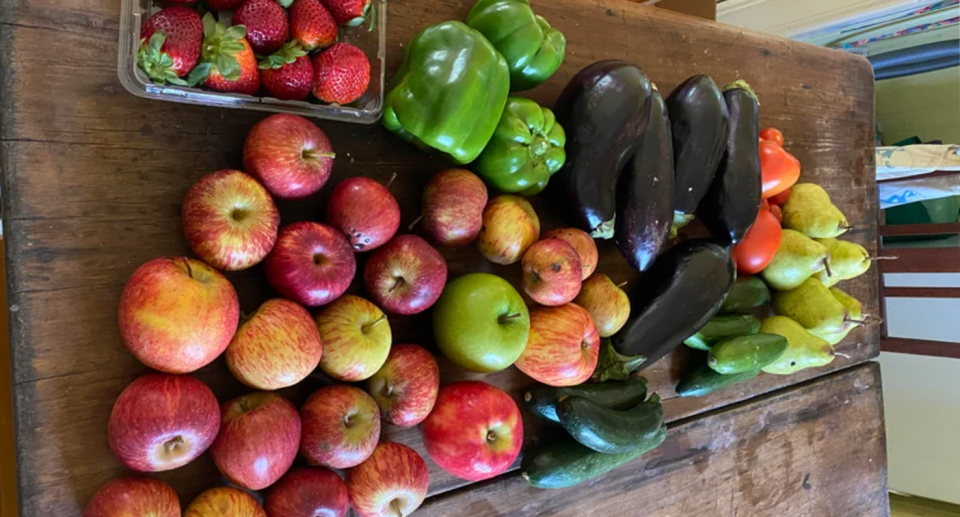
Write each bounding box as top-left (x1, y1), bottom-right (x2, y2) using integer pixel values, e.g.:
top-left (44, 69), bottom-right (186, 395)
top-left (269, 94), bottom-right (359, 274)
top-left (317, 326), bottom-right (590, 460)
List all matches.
top-left (676, 361), bottom-right (759, 398)
top-left (708, 333), bottom-right (788, 374)
top-left (556, 393), bottom-right (664, 453)
top-left (720, 276), bottom-right (771, 313)
top-left (683, 314), bottom-right (761, 351)
top-left (524, 378), bottom-right (648, 423)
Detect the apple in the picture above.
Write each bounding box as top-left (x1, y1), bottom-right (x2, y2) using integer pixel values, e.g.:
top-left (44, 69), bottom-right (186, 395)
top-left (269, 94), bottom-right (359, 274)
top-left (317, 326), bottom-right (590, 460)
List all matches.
top-left (211, 392), bottom-right (301, 490)
top-left (265, 467), bottom-right (349, 517)
top-left (243, 113), bottom-right (335, 199)
top-left (82, 477), bottom-right (179, 517)
top-left (515, 304), bottom-right (600, 386)
top-left (366, 344), bottom-right (440, 427)
top-left (346, 442), bottom-right (429, 517)
top-left (421, 381), bottom-right (522, 481)
top-left (182, 169), bottom-right (280, 271)
top-left (477, 194), bottom-right (540, 265)
top-left (433, 273), bottom-right (529, 373)
top-left (316, 294), bottom-right (391, 381)
top-left (364, 235), bottom-right (447, 315)
top-left (575, 273), bottom-right (631, 338)
top-left (265, 222), bottom-right (356, 307)
top-left (326, 176), bottom-right (401, 252)
top-left (521, 238), bottom-right (582, 306)
top-left (300, 385), bottom-right (381, 469)
top-left (544, 227), bottom-right (598, 280)
top-left (184, 487), bottom-right (266, 517)
top-left (421, 169), bottom-right (488, 247)
top-left (119, 257), bottom-right (239, 373)
top-left (108, 373), bottom-right (220, 472)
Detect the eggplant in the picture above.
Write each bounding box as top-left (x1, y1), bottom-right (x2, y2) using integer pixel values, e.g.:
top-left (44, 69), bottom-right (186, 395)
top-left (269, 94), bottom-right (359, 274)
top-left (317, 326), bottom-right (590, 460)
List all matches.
top-left (697, 80), bottom-right (761, 244)
top-left (666, 75), bottom-right (730, 231)
top-left (615, 86), bottom-right (674, 272)
top-left (610, 240), bottom-right (735, 368)
top-left (551, 61), bottom-right (653, 239)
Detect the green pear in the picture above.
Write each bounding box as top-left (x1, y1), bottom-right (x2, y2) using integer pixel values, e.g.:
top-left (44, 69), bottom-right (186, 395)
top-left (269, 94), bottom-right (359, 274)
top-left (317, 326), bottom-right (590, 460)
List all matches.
top-left (759, 316), bottom-right (835, 375)
top-left (782, 183), bottom-right (849, 238)
top-left (815, 287), bottom-right (865, 345)
top-left (772, 278), bottom-right (847, 337)
top-left (815, 238), bottom-right (870, 288)
top-left (761, 229), bottom-right (829, 291)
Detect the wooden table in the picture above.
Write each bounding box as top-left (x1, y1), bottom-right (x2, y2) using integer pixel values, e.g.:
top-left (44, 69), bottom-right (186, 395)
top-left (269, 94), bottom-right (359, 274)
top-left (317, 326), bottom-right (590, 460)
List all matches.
top-left (0, 0), bottom-right (886, 514)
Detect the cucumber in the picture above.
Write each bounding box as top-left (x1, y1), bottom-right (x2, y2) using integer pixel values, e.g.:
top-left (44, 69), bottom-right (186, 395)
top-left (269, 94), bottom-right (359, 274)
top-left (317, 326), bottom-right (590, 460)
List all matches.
top-left (683, 314), bottom-right (761, 350)
top-left (708, 333), bottom-right (788, 374)
top-left (524, 378), bottom-right (648, 423)
top-left (720, 276), bottom-right (770, 313)
top-left (676, 362), bottom-right (759, 398)
top-left (556, 394), bottom-right (664, 453)
top-left (522, 424), bottom-right (668, 489)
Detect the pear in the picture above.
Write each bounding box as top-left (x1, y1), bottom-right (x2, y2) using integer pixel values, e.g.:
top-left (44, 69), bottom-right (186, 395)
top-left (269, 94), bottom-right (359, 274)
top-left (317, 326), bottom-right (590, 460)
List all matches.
top-left (816, 287), bottom-right (865, 345)
top-left (761, 229), bottom-right (829, 291)
top-left (772, 278), bottom-right (848, 337)
top-left (759, 316), bottom-right (835, 375)
top-left (816, 238), bottom-right (870, 288)
top-left (782, 183), bottom-right (850, 238)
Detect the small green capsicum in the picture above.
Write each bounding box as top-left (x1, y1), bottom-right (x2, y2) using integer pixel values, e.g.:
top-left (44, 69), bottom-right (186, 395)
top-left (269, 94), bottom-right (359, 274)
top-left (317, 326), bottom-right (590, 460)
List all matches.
top-left (474, 97), bottom-right (566, 195)
top-left (467, 0), bottom-right (566, 91)
top-left (383, 21), bottom-right (510, 165)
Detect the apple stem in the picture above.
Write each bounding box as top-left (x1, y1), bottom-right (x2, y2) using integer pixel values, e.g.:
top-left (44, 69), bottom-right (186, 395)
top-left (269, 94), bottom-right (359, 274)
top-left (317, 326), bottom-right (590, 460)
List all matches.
top-left (182, 257), bottom-right (194, 279)
top-left (384, 172), bottom-right (397, 189)
top-left (389, 277), bottom-right (406, 293)
top-left (164, 436), bottom-right (183, 453)
top-left (486, 430), bottom-right (497, 442)
top-left (408, 214), bottom-right (423, 232)
top-left (616, 281), bottom-right (628, 289)
top-left (302, 149), bottom-right (336, 161)
top-left (362, 314), bottom-right (387, 333)
top-left (390, 500), bottom-right (404, 517)
top-left (498, 313), bottom-right (522, 324)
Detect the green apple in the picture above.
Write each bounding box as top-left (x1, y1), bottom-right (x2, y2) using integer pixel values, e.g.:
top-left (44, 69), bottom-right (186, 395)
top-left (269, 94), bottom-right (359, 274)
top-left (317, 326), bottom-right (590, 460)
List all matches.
top-left (432, 273), bottom-right (530, 372)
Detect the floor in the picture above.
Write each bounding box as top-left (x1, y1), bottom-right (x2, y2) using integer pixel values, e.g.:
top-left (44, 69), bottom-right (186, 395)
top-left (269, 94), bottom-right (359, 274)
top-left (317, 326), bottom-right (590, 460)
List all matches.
top-left (892, 493), bottom-right (960, 517)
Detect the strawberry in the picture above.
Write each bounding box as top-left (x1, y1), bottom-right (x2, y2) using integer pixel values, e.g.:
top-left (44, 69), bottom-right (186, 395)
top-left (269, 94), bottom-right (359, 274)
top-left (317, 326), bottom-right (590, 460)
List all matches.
top-left (260, 41), bottom-right (314, 101)
top-left (321, 0), bottom-right (371, 26)
top-left (138, 6), bottom-right (202, 85)
top-left (289, 0), bottom-right (338, 51)
top-left (207, 0), bottom-right (246, 9)
top-left (311, 42), bottom-right (369, 105)
top-left (232, 0), bottom-right (289, 54)
top-left (188, 13), bottom-right (261, 94)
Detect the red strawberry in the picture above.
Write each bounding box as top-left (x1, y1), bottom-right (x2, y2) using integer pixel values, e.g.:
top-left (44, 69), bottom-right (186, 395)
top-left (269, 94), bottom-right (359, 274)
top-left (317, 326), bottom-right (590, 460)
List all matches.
top-left (233, 0), bottom-right (289, 54)
top-left (311, 42), bottom-right (369, 105)
top-left (188, 13), bottom-right (261, 94)
top-left (138, 6), bottom-right (202, 85)
top-left (321, 0), bottom-right (371, 26)
top-left (260, 41), bottom-right (314, 101)
top-left (207, 0), bottom-right (246, 9)
top-left (290, 0), bottom-right (337, 51)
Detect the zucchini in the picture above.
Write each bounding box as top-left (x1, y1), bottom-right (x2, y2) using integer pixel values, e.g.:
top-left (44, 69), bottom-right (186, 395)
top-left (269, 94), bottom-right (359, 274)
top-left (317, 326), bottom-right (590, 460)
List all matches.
top-left (676, 361), bottom-right (759, 398)
top-left (708, 333), bottom-right (788, 374)
top-left (556, 394), bottom-right (664, 453)
top-left (720, 276), bottom-right (770, 313)
top-left (683, 314), bottom-right (761, 350)
top-left (524, 378), bottom-right (648, 423)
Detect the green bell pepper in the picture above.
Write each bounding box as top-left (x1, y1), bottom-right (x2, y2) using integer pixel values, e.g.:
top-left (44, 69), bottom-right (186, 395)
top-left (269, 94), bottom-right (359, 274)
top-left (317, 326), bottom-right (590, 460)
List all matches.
top-left (383, 21), bottom-right (510, 165)
top-left (474, 97), bottom-right (566, 195)
top-left (467, 0), bottom-right (566, 91)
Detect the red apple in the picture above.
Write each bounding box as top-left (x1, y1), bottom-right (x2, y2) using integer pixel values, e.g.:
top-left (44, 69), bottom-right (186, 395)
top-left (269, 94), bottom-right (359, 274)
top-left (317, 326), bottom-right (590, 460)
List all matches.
top-left (119, 257), bottom-right (239, 373)
top-left (515, 304), bottom-right (600, 386)
top-left (521, 238), bottom-right (583, 306)
top-left (544, 228), bottom-right (598, 280)
top-left (265, 222), bottom-right (356, 307)
top-left (421, 381), bottom-right (522, 481)
top-left (326, 176), bottom-right (401, 252)
top-left (300, 385), bottom-right (381, 469)
top-left (574, 273), bottom-right (631, 338)
top-left (82, 477), bottom-right (180, 517)
top-left (184, 487), bottom-right (266, 517)
top-left (108, 373), bottom-right (220, 472)
top-left (422, 169), bottom-right (488, 247)
top-left (226, 298), bottom-right (323, 390)
top-left (346, 442), bottom-right (429, 517)
top-left (477, 195), bottom-right (540, 265)
top-left (265, 467), bottom-right (349, 517)
top-left (316, 295), bottom-right (392, 381)
top-left (366, 344), bottom-right (440, 427)
top-left (364, 235), bottom-right (447, 315)
top-left (243, 113), bottom-right (335, 199)
top-left (182, 169), bottom-right (280, 271)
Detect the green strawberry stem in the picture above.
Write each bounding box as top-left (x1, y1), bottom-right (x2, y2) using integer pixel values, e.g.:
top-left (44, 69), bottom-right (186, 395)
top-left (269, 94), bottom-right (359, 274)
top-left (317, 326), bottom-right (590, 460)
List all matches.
top-left (137, 32), bottom-right (188, 86)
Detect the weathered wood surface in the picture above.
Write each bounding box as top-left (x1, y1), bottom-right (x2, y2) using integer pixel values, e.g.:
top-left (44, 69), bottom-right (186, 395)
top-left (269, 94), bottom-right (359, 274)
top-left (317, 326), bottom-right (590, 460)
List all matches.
top-left (0, 0), bottom-right (879, 513)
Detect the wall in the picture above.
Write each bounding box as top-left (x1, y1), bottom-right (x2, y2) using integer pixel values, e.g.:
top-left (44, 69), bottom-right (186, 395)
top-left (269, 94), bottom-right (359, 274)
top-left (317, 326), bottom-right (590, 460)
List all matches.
top-left (876, 67), bottom-right (960, 145)
top-left (717, 0), bottom-right (930, 39)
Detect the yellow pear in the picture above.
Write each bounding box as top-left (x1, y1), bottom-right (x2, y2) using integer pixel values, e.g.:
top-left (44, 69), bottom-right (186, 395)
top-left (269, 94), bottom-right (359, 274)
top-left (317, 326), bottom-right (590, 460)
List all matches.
top-left (815, 287), bottom-right (865, 345)
top-left (759, 316), bottom-right (835, 375)
top-left (815, 238), bottom-right (870, 288)
top-left (782, 183), bottom-right (849, 238)
top-left (761, 229), bottom-right (829, 291)
top-left (773, 278), bottom-right (848, 337)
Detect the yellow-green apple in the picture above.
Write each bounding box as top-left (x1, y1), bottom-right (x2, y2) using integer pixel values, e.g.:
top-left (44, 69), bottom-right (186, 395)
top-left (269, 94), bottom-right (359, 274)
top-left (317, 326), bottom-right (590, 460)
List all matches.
top-left (326, 176), bottom-right (401, 252)
top-left (243, 113), bottom-right (335, 199)
top-left (264, 222), bottom-right (356, 307)
top-left (521, 238), bottom-right (583, 306)
top-left (82, 477), bottom-right (180, 517)
top-left (366, 344), bottom-right (440, 427)
top-left (184, 487), bottom-right (266, 517)
top-left (299, 385), bottom-right (381, 469)
top-left (574, 273), bottom-right (631, 338)
top-left (226, 298), bottom-right (323, 390)
top-left (421, 381), bottom-right (522, 481)
top-left (515, 304), bottom-right (600, 386)
top-left (316, 295), bottom-right (391, 381)
top-left (477, 195), bottom-right (540, 265)
top-left (108, 373), bottom-right (220, 472)
top-left (544, 228), bottom-right (598, 280)
top-left (422, 169), bottom-right (488, 247)
top-left (346, 442), bottom-right (429, 517)
top-left (432, 273), bottom-right (529, 372)
top-left (182, 169), bottom-right (280, 271)
top-left (364, 235), bottom-right (447, 315)
top-left (265, 467), bottom-right (349, 517)
top-left (119, 257), bottom-right (239, 373)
